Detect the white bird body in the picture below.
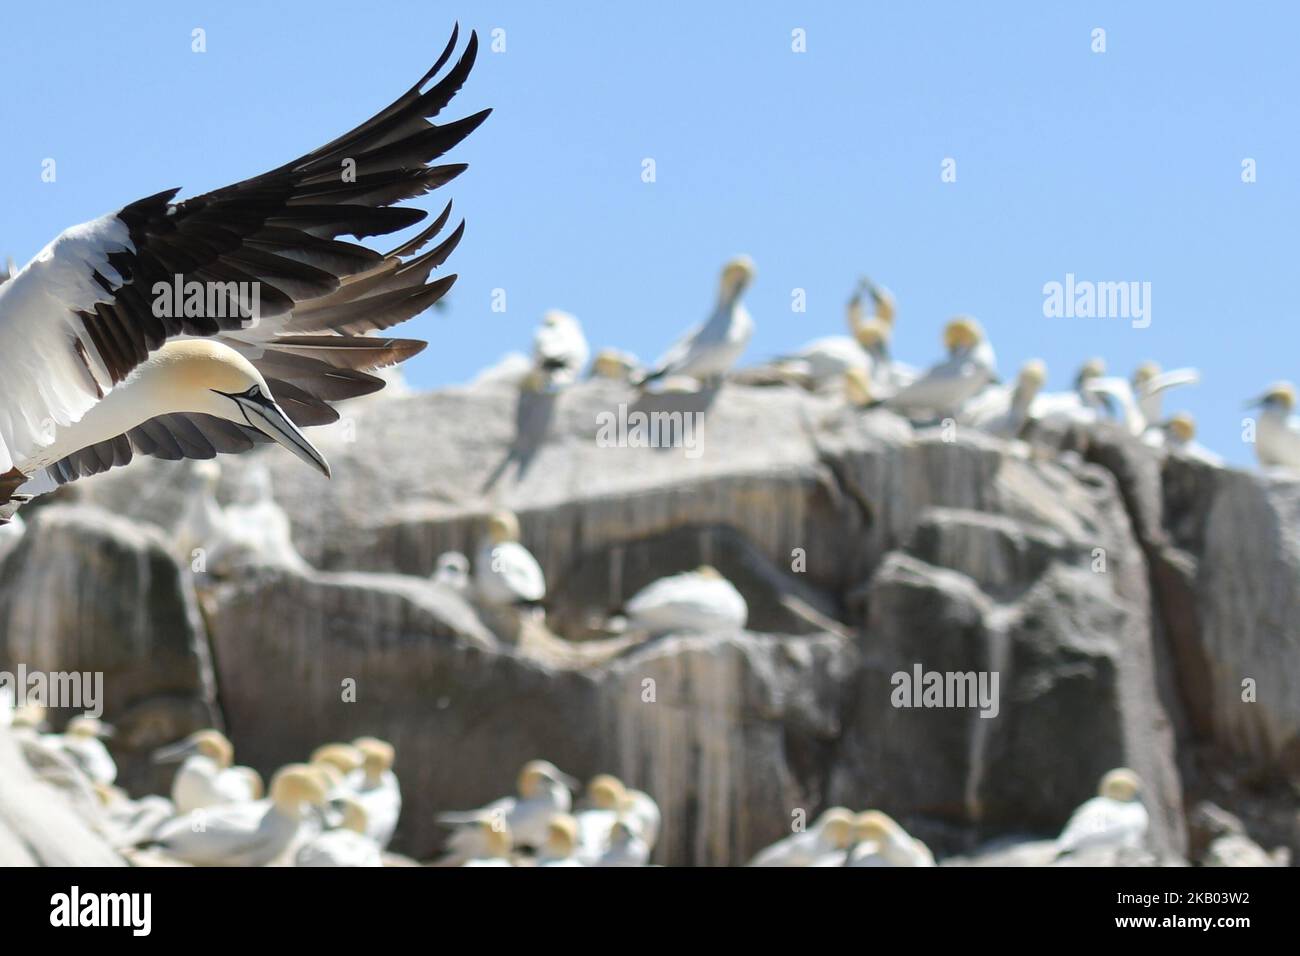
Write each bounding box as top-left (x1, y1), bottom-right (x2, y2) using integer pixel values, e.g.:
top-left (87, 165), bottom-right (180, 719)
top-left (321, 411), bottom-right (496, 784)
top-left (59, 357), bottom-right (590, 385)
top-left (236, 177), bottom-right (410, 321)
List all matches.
top-left (1083, 377), bottom-right (1148, 436)
top-left (574, 808), bottom-right (619, 863)
top-left (641, 257), bottom-right (756, 387)
top-left (886, 340), bottom-right (997, 418)
top-left (959, 360), bottom-right (1045, 440)
top-left (439, 782), bottom-right (571, 849)
top-left (596, 824), bottom-right (650, 867)
top-left (474, 512), bottom-right (546, 605)
top-left (622, 789), bottom-right (661, 849)
top-left (171, 755), bottom-right (261, 815)
top-left (295, 827), bottom-right (383, 867)
top-left (207, 464), bottom-right (306, 573)
top-left (748, 810), bottom-right (855, 867)
top-left (1031, 389), bottom-right (1102, 428)
top-left (531, 310), bottom-right (589, 389)
top-left (767, 336), bottom-right (872, 390)
top-left (1256, 406), bottom-right (1300, 470)
top-left (624, 567), bottom-right (747, 636)
top-left (55, 727), bottom-right (117, 787)
top-left (345, 768), bottom-right (402, 849)
top-left (1056, 794), bottom-right (1149, 856)
top-left (846, 834), bottom-right (935, 867)
top-left (433, 551), bottom-right (471, 593)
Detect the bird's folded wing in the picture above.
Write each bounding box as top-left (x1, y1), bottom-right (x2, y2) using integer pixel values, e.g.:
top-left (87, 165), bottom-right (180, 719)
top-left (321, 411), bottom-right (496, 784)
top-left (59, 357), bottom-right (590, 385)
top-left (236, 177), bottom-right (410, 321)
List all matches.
top-left (0, 26), bottom-right (487, 473)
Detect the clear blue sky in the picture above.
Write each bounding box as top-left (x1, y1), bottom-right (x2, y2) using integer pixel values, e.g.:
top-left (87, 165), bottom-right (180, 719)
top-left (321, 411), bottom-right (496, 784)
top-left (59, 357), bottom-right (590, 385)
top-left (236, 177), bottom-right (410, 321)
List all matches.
top-left (3, 2), bottom-right (1296, 465)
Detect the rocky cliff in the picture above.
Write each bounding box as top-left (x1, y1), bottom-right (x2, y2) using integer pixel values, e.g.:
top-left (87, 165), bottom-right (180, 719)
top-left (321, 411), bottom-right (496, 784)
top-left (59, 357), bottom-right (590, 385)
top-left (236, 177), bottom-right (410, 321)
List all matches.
top-left (1, 378), bottom-right (1295, 864)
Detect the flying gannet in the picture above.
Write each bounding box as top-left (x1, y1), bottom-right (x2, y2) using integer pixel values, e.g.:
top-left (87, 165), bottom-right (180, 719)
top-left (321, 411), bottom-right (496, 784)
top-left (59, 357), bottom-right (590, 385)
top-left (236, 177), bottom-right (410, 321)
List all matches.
top-left (474, 510), bottom-right (546, 606)
top-left (881, 316), bottom-right (997, 419)
top-left (747, 807), bottom-right (856, 867)
top-left (637, 256), bottom-right (756, 389)
top-left (150, 763), bottom-right (329, 866)
top-left (1055, 768), bottom-right (1149, 858)
top-left (526, 310), bottom-right (590, 391)
top-left (846, 811), bottom-right (936, 867)
top-left (55, 716), bottom-right (118, 787)
top-left (294, 797), bottom-right (384, 867)
top-left (153, 729), bottom-right (263, 814)
top-left (345, 737), bottom-right (402, 849)
top-left (1248, 382), bottom-right (1300, 470)
top-left (0, 28), bottom-right (488, 524)
top-left (620, 565), bottom-right (747, 637)
top-left (437, 759), bottom-right (579, 849)
top-left (958, 359), bottom-right (1047, 440)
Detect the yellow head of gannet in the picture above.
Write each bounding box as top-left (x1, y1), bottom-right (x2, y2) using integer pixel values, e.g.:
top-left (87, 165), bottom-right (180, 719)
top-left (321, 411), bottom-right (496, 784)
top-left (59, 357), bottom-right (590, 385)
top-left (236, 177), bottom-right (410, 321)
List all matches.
top-left (518, 759), bottom-right (579, 797)
top-left (1166, 412), bottom-right (1196, 443)
top-left (270, 763), bottom-right (330, 816)
top-left (1132, 361), bottom-right (1161, 388)
top-left (134, 340), bottom-right (331, 478)
top-left (1098, 768), bottom-right (1142, 802)
top-left (486, 510), bottom-right (523, 545)
top-left (942, 316), bottom-right (984, 352)
top-left (719, 255), bottom-right (757, 300)
top-left (353, 737), bottom-right (395, 782)
top-left (311, 742), bottom-right (364, 776)
top-left (852, 317), bottom-right (889, 350)
top-left (236, 766), bottom-right (265, 800)
top-left (309, 761), bottom-right (345, 793)
top-left (852, 809), bottom-right (900, 843)
top-left (844, 367), bottom-right (874, 408)
top-left (153, 728), bottom-right (234, 767)
top-left (339, 797), bottom-right (370, 835)
top-left (816, 807), bottom-right (857, 848)
top-left (591, 349), bottom-right (637, 381)
top-left (543, 814), bottom-right (580, 857)
top-left (482, 818), bottom-right (513, 858)
top-left (694, 565), bottom-right (723, 580)
top-left (65, 716), bottom-right (113, 739)
top-left (1017, 359), bottom-right (1048, 395)
top-left (1076, 357), bottom-right (1107, 387)
top-left (1249, 381), bottom-right (1297, 412)
top-left (586, 774), bottom-right (628, 810)
top-left (11, 702), bottom-right (48, 730)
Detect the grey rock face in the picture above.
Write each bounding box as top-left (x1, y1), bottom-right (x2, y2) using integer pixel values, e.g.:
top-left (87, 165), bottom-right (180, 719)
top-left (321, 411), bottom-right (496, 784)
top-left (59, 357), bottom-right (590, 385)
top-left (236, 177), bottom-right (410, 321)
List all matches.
top-left (2, 380), bottom-right (1297, 864)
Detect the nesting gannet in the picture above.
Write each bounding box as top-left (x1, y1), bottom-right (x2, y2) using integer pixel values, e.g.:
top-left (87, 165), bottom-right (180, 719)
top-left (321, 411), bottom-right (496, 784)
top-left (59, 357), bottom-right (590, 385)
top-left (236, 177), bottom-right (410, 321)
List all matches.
top-left (1056, 768), bottom-right (1149, 857)
top-left (96, 786), bottom-right (177, 850)
top-left (174, 460), bottom-right (225, 563)
top-left (1248, 382), bottom-right (1300, 470)
top-left (597, 818), bottom-right (651, 867)
top-left (846, 811), bottom-right (936, 867)
top-left (622, 566), bottom-right (748, 636)
top-left (0, 28), bottom-right (488, 525)
top-left (574, 774), bottom-right (625, 863)
top-left (435, 819), bottom-right (515, 866)
top-left (437, 760), bottom-right (579, 848)
top-left (474, 510), bottom-right (546, 606)
top-left (589, 348), bottom-right (643, 383)
top-left (959, 359), bottom-right (1047, 440)
top-left (55, 716), bottom-right (117, 787)
top-left (153, 729), bottom-right (263, 814)
top-left (1133, 362), bottom-right (1201, 426)
top-left (207, 462), bottom-right (307, 573)
top-left (345, 737), bottom-right (401, 849)
top-left (536, 814), bottom-right (585, 866)
top-left (0, 511), bottom-right (24, 562)
top-left (882, 317), bottom-right (997, 418)
top-left (295, 797), bottom-right (384, 867)
top-left (433, 551), bottom-right (471, 593)
top-left (1156, 412), bottom-right (1224, 466)
top-left (1032, 357), bottom-right (1108, 428)
top-left (637, 256), bottom-right (756, 388)
top-left (526, 310), bottom-right (590, 391)
top-left (747, 807), bottom-right (856, 867)
top-left (150, 763), bottom-right (328, 866)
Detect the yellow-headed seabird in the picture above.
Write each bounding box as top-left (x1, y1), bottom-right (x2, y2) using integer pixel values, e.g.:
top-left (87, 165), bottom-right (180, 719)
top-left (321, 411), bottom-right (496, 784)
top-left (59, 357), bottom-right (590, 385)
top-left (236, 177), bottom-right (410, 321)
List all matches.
top-left (1156, 412), bottom-right (1223, 466)
top-left (1133, 361), bottom-right (1200, 426)
top-left (294, 797), bottom-right (384, 867)
top-left (959, 359), bottom-right (1047, 440)
top-left (474, 510), bottom-right (546, 606)
top-left (526, 310), bottom-right (590, 391)
top-left (437, 759), bottom-right (579, 849)
top-left (55, 716), bottom-right (117, 787)
top-left (0, 28), bottom-right (488, 525)
top-left (1248, 382), bottom-right (1300, 470)
top-left (622, 565), bottom-right (748, 636)
top-left (1055, 768), bottom-right (1149, 857)
top-left (345, 737), bottom-right (402, 849)
top-left (747, 807), bottom-right (856, 866)
top-left (153, 729), bottom-right (263, 814)
top-left (637, 256), bottom-right (756, 389)
top-left (882, 317), bottom-right (998, 418)
top-left (536, 814), bottom-right (585, 866)
top-left (846, 810), bottom-right (936, 867)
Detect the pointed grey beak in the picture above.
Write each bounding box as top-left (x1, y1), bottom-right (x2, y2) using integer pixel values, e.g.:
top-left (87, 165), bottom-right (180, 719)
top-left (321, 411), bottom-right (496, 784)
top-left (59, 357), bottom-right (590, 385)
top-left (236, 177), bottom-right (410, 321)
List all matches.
top-left (152, 737), bottom-right (198, 765)
top-left (1244, 394), bottom-right (1266, 410)
top-left (232, 393), bottom-right (332, 479)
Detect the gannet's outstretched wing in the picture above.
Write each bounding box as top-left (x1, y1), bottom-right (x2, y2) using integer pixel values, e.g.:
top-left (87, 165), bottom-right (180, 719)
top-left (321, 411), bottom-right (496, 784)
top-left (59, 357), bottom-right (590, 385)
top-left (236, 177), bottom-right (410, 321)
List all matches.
top-left (0, 27), bottom-right (487, 481)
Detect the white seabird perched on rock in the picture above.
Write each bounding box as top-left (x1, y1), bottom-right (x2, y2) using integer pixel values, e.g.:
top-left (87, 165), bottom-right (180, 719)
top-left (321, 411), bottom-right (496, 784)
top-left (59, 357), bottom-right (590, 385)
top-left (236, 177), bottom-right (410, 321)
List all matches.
top-left (1132, 361), bottom-right (1200, 426)
top-left (526, 310), bottom-right (590, 391)
top-left (0, 28), bottom-right (488, 526)
top-left (474, 510), bottom-right (546, 606)
top-left (637, 255), bottom-right (756, 390)
top-left (345, 737), bottom-right (401, 849)
top-left (620, 565), bottom-right (748, 636)
top-left (1248, 382), bottom-right (1300, 471)
top-left (433, 551), bottom-right (471, 593)
top-left (1032, 357), bottom-right (1109, 428)
top-left (747, 807), bottom-right (856, 866)
top-left (294, 797), bottom-right (383, 867)
top-left (454, 821), bottom-right (515, 866)
top-left (1154, 412), bottom-right (1223, 466)
top-left (437, 759), bottom-right (579, 849)
top-left (959, 358), bottom-right (1047, 440)
top-left (1055, 768), bottom-right (1149, 858)
top-left (153, 729), bottom-right (263, 815)
top-left (597, 818), bottom-right (651, 867)
top-left (846, 811), bottom-right (936, 867)
top-left (881, 316), bottom-right (998, 419)
top-left (54, 716), bottom-right (117, 787)
top-left (149, 763), bottom-right (329, 867)
top-left (207, 462), bottom-right (309, 574)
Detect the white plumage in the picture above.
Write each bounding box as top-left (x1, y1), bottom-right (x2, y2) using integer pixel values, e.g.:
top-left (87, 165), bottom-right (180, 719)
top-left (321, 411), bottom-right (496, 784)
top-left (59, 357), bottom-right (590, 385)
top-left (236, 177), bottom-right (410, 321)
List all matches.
top-left (530, 310), bottom-right (590, 390)
top-left (884, 317), bottom-right (997, 418)
top-left (640, 256), bottom-right (756, 388)
top-left (474, 510), bottom-right (546, 605)
top-left (748, 808), bottom-right (856, 867)
top-left (623, 566), bottom-right (747, 636)
top-left (1056, 768), bottom-right (1149, 857)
